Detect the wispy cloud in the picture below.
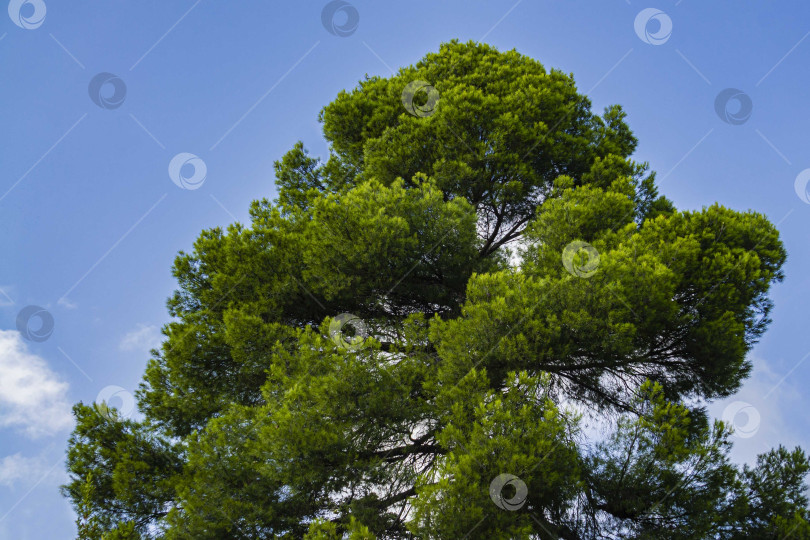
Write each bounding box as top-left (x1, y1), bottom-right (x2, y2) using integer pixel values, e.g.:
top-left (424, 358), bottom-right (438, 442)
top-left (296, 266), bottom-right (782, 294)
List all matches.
top-left (0, 454), bottom-right (58, 488)
top-left (56, 298), bottom-right (77, 310)
top-left (709, 357), bottom-right (806, 465)
top-left (0, 331), bottom-right (73, 438)
top-left (119, 324), bottom-right (162, 353)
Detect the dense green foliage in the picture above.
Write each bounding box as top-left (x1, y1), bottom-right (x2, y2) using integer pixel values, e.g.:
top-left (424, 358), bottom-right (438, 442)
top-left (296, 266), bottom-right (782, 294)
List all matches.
top-left (64, 41), bottom-right (807, 539)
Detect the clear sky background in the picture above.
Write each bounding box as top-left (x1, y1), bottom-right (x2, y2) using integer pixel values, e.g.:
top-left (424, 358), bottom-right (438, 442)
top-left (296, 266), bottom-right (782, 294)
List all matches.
top-left (2, 1), bottom-right (810, 537)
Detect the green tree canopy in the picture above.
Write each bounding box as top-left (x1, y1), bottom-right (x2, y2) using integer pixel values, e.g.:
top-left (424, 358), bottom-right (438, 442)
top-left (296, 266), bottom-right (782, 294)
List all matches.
top-left (64, 41), bottom-right (807, 539)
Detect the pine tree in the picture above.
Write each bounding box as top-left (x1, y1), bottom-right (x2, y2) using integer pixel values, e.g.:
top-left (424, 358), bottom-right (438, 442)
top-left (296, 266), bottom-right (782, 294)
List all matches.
top-left (63, 41), bottom-right (808, 539)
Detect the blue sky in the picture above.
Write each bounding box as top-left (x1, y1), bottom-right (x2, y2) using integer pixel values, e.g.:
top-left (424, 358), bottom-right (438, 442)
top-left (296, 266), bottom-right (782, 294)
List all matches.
top-left (2, 1), bottom-right (810, 537)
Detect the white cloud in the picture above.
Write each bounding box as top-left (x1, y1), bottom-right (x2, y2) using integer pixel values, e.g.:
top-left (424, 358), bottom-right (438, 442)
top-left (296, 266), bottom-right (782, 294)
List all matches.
top-left (0, 330), bottom-right (73, 437)
top-left (0, 454), bottom-right (51, 488)
top-left (119, 324), bottom-right (162, 353)
top-left (56, 297), bottom-right (77, 310)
